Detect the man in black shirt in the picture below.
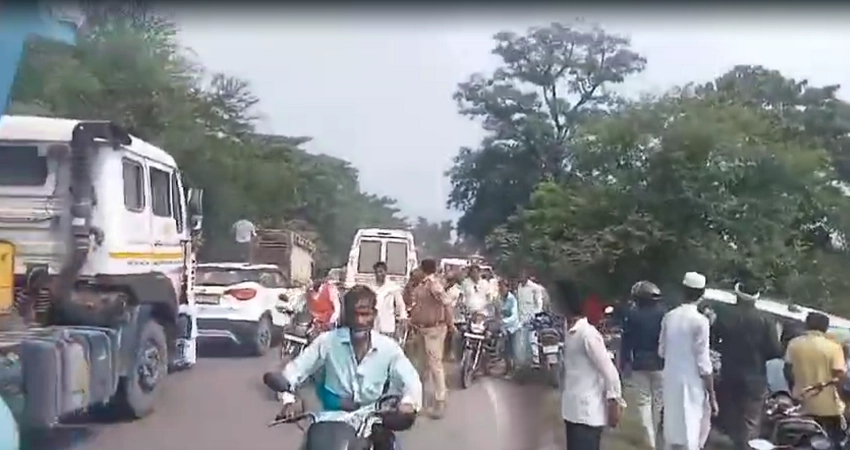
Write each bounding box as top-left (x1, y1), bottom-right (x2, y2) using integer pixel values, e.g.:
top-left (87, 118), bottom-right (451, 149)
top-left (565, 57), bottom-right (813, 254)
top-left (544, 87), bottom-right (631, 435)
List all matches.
top-left (715, 282), bottom-right (782, 450)
top-left (621, 280), bottom-right (666, 450)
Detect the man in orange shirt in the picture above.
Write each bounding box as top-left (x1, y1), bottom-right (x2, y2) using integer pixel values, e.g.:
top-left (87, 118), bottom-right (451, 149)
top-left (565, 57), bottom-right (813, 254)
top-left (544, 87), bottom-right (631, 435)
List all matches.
top-left (308, 275), bottom-right (341, 333)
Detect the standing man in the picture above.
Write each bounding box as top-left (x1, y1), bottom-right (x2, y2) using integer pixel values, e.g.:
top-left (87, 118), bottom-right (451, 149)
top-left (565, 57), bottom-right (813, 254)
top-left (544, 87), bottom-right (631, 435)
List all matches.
top-left (516, 269), bottom-right (545, 369)
top-left (556, 278), bottom-right (625, 450)
top-left (461, 265), bottom-right (492, 316)
top-left (714, 282), bottom-right (782, 450)
top-left (785, 312), bottom-right (848, 448)
top-left (659, 272), bottom-right (716, 450)
top-left (621, 281), bottom-right (666, 450)
top-left (409, 259), bottom-right (455, 419)
top-left (498, 279), bottom-right (521, 376)
top-left (231, 218), bottom-right (256, 262)
top-left (517, 269), bottom-right (545, 317)
top-left (371, 261), bottom-right (407, 339)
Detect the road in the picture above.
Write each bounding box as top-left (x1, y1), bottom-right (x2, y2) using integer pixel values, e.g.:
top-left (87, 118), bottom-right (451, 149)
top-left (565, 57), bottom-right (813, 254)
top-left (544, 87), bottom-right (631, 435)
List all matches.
top-left (25, 344), bottom-right (557, 450)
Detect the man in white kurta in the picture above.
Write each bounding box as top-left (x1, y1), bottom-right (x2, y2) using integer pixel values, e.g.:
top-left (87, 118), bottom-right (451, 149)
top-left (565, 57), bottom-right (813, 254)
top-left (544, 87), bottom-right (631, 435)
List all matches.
top-left (659, 272), bottom-right (715, 450)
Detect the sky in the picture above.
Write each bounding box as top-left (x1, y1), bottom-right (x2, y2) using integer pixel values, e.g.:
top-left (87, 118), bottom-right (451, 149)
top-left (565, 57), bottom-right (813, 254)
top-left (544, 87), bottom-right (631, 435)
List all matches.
top-left (173, 7), bottom-right (850, 222)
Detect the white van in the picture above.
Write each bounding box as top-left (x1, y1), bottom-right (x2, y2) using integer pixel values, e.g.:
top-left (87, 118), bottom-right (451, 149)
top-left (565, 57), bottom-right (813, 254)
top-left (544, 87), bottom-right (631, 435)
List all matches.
top-left (344, 228), bottom-right (417, 288)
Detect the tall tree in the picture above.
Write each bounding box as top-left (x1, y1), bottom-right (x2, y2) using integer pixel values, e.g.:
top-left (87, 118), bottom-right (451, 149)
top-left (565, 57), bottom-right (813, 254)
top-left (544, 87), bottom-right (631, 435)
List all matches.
top-left (489, 90), bottom-right (850, 310)
top-left (447, 21), bottom-right (646, 241)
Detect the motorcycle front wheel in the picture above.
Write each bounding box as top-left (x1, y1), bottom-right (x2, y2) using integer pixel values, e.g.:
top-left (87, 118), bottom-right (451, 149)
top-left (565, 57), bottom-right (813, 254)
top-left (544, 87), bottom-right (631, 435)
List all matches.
top-left (460, 348), bottom-right (477, 389)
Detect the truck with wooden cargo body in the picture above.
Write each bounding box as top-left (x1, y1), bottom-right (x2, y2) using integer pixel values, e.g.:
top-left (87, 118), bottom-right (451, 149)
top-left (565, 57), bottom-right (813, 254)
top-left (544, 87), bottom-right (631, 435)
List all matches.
top-left (0, 115), bottom-right (204, 432)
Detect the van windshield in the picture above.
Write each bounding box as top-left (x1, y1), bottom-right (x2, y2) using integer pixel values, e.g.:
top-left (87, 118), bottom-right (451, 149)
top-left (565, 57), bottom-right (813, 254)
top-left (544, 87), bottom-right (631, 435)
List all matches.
top-left (357, 240), bottom-right (382, 273)
top-left (385, 240), bottom-right (408, 276)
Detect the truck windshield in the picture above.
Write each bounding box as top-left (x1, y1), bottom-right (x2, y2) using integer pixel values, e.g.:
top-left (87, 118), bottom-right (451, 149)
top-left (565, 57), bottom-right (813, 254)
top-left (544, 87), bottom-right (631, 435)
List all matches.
top-left (385, 240), bottom-right (408, 276)
top-left (0, 145), bottom-right (48, 186)
top-left (196, 268), bottom-right (271, 286)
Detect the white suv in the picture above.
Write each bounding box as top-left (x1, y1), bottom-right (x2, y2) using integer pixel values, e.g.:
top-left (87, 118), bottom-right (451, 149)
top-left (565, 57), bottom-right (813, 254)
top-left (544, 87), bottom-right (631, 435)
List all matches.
top-left (193, 262), bottom-right (302, 356)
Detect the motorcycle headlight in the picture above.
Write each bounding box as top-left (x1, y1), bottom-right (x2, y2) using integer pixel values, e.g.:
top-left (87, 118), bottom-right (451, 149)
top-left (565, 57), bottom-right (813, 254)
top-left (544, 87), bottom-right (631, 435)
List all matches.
top-left (470, 322), bottom-right (485, 333)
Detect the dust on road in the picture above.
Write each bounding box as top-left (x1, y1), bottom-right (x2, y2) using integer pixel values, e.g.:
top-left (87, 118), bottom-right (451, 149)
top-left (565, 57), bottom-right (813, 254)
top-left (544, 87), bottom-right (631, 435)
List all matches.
top-left (25, 344), bottom-right (555, 450)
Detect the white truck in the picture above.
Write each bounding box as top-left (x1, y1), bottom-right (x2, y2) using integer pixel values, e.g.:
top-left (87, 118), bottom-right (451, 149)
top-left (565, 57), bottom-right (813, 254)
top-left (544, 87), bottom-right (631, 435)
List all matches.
top-left (0, 115), bottom-right (203, 430)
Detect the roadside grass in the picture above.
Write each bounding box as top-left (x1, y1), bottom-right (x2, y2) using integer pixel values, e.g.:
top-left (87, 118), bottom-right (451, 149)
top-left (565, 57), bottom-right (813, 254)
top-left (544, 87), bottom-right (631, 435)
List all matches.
top-left (545, 386), bottom-right (734, 450)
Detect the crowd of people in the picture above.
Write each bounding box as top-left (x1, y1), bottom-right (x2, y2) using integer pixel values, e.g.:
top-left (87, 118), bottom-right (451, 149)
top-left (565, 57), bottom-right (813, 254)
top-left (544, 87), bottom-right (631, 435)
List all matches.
top-left (614, 272), bottom-right (849, 450)
top-left (271, 261), bottom-right (850, 450)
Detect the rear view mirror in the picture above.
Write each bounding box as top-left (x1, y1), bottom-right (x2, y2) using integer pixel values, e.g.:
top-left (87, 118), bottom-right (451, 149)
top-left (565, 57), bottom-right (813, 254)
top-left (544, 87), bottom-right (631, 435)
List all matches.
top-left (187, 188), bottom-right (204, 215)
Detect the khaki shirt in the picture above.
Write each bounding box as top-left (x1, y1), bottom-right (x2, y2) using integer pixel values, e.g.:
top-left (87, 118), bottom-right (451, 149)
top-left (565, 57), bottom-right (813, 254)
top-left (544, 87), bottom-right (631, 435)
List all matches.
top-left (786, 331), bottom-right (846, 416)
top-left (409, 275), bottom-right (450, 327)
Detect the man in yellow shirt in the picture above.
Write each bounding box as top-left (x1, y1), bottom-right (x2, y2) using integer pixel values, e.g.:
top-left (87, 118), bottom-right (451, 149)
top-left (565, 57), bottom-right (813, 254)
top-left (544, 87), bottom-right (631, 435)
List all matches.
top-left (785, 312), bottom-right (847, 447)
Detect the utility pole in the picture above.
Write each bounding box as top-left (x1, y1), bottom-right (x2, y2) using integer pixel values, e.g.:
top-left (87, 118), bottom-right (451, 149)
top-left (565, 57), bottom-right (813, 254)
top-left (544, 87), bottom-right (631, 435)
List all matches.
top-left (0, 1), bottom-right (82, 117)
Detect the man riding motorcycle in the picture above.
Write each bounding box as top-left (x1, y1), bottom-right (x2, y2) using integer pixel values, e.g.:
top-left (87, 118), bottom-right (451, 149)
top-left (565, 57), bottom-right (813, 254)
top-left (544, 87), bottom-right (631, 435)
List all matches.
top-left (265, 284), bottom-right (422, 449)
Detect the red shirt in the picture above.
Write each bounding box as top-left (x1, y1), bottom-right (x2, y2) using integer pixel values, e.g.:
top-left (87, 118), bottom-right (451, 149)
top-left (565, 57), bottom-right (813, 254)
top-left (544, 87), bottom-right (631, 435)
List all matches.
top-left (583, 293), bottom-right (605, 327)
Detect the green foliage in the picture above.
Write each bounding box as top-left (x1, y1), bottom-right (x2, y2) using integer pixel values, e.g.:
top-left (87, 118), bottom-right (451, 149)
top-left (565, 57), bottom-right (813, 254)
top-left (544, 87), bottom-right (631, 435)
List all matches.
top-left (453, 21), bottom-right (850, 313)
top-left (447, 21), bottom-right (646, 242)
top-left (8, 5), bottom-right (406, 266)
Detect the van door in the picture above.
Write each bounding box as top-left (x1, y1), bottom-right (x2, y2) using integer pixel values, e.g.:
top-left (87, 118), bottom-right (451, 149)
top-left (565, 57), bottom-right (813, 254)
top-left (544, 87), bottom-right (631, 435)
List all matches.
top-left (145, 160), bottom-right (182, 274)
top-left (120, 156), bottom-right (152, 265)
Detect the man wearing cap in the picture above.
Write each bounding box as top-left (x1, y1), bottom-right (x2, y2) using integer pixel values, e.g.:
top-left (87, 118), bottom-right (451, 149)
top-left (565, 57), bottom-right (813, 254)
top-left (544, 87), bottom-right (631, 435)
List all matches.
top-left (714, 281), bottom-right (782, 450)
top-left (659, 272), bottom-right (716, 450)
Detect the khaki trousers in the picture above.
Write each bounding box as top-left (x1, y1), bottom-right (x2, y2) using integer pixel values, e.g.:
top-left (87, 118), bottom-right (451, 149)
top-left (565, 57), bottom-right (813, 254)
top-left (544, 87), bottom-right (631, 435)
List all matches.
top-left (413, 324), bottom-right (448, 402)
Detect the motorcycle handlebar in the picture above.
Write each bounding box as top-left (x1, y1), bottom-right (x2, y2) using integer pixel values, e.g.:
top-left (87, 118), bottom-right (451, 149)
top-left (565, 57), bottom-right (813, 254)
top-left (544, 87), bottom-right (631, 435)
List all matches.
top-left (267, 393), bottom-right (404, 428)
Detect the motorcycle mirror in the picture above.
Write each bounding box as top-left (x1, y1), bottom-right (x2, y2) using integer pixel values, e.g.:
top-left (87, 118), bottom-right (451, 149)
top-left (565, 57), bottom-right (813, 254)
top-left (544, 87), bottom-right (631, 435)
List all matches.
top-left (747, 439), bottom-right (776, 450)
top-left (262, 372), bottom-right (291, 393)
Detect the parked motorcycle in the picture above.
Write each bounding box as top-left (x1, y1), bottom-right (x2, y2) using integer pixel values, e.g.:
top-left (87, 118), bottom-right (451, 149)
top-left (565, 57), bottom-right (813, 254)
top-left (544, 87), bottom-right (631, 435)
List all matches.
top-left (752, 379), bottom-right (843, 450)
top-left (459, 311), bottom-right (503, 389)
top-left (600, 305), bottom-right (621, 365)
top-left (529, 311), bottom-right (564, 389)
top-left (265, 372), bottom-right (407, 450)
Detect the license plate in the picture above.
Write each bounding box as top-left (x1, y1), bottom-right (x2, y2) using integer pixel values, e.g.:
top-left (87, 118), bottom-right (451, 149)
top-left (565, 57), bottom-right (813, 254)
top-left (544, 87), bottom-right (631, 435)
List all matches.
top-left (283, 334), bottom-right (308, 344)
top-left (543, 345), bottom-right (560, 353)
top-left (464, 332), bottom-right (485, 340)
top-left (195, 294), bottom-right (220, 305)
top-left (547, 354), bottom-right (559, 364)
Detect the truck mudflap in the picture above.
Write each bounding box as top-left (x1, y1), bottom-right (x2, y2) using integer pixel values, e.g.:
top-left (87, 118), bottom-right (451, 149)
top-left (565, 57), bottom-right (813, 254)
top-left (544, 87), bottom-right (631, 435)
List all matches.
top-left (0, 326), bottom-right (118, 429)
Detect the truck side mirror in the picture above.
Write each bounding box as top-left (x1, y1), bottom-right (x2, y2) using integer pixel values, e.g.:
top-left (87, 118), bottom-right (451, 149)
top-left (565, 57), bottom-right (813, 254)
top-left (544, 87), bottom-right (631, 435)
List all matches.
top-left (190, 215), bottom-right (203, 234)
top-left (187, 188), bottom-right (204, 215)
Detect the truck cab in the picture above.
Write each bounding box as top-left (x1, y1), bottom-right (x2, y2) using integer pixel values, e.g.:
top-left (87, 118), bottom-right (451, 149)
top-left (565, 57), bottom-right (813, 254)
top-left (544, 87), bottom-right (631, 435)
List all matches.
top-left (0, 115), bottom-right (203, 429)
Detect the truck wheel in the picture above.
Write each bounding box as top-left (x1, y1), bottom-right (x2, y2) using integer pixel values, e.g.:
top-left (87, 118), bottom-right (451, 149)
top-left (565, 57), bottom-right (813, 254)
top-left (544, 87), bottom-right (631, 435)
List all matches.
top-left (250, 316), bottom-right (272, 356)
top-left (117, 319), bottom-right (168, 419)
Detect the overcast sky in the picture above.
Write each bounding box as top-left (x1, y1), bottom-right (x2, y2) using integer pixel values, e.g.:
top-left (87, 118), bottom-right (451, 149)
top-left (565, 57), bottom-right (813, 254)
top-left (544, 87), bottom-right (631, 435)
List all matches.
top-left (173, 8), bottom-right (850, 221)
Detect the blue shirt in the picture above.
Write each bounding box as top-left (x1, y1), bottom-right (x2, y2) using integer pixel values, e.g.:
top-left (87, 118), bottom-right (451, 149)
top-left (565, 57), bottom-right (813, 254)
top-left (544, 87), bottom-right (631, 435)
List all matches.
top-left (0, 396), bottom-right (18, 450)
top-left (283, 328), bottom-right (423, 422)
top-left (501, 293), bottom-right (520, 333)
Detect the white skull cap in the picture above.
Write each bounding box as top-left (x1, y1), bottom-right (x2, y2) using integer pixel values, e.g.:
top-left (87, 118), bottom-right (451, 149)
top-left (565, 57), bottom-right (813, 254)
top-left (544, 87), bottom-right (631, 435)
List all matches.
top-left (682, 271), bottom-right (706, 289)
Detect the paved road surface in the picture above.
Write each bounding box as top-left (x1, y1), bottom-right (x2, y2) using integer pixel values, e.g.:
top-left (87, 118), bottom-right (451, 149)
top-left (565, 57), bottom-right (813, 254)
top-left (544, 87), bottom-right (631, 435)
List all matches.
top-left (27, 344), bottom-right (556, 450)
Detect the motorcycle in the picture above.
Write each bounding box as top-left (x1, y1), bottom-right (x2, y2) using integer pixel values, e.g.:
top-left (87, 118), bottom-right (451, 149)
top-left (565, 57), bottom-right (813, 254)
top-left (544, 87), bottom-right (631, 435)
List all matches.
top-left (751, 379), bottom-right (844, 450)
top-left (529, 311), bottom-right (564, 389)
top-left (266, 390), bottom-right (407, 450)
top-left (459, 311), bottom-right (503, 389)
top-left (280, 310), bottom-right (315, 364)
